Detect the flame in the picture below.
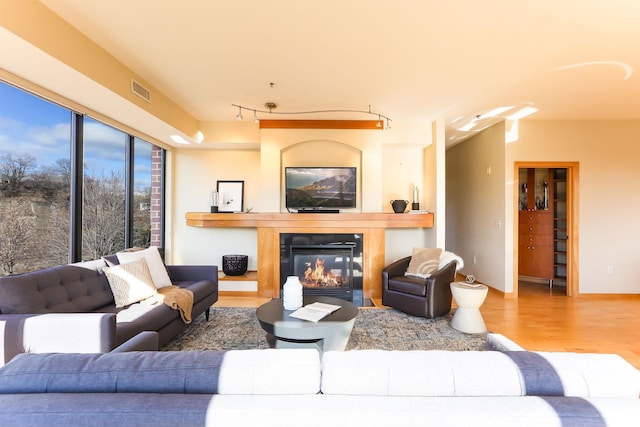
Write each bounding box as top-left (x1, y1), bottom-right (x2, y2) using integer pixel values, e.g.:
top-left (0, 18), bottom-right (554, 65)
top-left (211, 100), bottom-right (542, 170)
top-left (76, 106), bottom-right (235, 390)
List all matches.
top-left (302, 257), bottom-right (346, 288)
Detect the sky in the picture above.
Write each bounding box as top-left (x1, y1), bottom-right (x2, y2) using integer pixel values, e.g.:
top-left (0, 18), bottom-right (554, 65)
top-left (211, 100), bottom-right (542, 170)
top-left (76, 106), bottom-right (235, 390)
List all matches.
top-left (0, 82), bottom-right (152, 189)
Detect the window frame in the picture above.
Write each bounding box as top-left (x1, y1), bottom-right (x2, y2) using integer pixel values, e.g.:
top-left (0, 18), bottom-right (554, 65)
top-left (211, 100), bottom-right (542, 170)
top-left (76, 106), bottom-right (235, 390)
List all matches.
top-left (0, 78), bottom-right (167, 268)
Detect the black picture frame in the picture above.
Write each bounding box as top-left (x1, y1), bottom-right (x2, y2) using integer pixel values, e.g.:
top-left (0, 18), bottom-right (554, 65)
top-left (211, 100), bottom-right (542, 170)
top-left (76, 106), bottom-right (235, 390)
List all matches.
top-left (216, 180), bottom-right (244, 212)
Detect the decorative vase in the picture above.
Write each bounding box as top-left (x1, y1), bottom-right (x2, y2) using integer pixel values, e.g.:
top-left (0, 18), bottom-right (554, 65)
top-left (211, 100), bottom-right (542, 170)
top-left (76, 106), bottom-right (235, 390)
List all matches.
top-left (283, 275), bottom-right (303, 310)
top-left (390, 199), bottom-right (408, 213)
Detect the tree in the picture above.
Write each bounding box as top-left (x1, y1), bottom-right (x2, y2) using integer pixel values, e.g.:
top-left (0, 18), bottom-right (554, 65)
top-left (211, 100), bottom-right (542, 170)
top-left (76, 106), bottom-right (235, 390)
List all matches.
top-left (82, 172), bottom-right (126, 260)
top-left (45, 199), bottom-right (71, 267)
top-left (0, 200), bottom-right (39, 275)
top-left (40, 158), bottom-right (73, 267)
top-left (133, 186), bottom-right (152, 248)
top-left (0, 154), bottom-right (37, 197)
top-left (54, 158), bottom-right (71, 189)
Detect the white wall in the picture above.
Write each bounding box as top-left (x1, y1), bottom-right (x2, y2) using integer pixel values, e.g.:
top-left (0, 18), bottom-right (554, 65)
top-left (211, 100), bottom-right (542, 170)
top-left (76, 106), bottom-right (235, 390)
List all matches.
top-left (446, 123), bottom-right (506, 290)
top-left (447, 119), bottom-right (640, 294)
top-left (171, 148), bottom-right (261, 269)
top-left (170, 126), bottom-right (438, 271)
top-left (259, 128), bottom-right (387, 212)
top-left (507, 120), bottom-right (640, 294)
top-left (382, 144), bottom-right (427, 210)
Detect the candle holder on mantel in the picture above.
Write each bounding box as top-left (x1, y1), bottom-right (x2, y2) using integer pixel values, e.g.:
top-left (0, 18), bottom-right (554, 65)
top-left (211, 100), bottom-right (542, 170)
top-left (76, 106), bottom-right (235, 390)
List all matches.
top-left (210, 190), bottom-right (219, 213)
top-left (412, 186), bottom-right (420, 210)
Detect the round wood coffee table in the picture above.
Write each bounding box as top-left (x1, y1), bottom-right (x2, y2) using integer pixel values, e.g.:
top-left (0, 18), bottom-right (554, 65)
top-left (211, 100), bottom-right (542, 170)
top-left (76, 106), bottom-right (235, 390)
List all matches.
top-left (256, 296), bottom-right (358, 352)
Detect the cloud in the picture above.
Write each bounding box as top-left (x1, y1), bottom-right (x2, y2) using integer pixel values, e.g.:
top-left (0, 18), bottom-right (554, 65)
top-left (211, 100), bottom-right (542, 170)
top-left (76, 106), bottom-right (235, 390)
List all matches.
top-left (0, 117), bottom-right (70, 168)
top-left (0, 112), bottom-right (157, 187)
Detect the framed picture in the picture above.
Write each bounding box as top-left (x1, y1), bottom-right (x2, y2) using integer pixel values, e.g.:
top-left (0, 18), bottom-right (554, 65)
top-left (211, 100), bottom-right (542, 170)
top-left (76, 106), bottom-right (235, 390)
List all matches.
top-left (216, 180), bottom-right (244, 212)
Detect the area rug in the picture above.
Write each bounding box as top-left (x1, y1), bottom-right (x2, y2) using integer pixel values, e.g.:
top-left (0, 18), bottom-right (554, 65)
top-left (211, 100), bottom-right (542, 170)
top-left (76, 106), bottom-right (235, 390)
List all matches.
top-left (162, 307), bottom-right (488, 351)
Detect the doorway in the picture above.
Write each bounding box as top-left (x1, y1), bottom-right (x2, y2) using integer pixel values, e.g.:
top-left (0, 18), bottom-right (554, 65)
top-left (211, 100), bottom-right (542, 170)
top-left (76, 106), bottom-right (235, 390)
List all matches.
top-left (513, 162), bottom-right (579, 297)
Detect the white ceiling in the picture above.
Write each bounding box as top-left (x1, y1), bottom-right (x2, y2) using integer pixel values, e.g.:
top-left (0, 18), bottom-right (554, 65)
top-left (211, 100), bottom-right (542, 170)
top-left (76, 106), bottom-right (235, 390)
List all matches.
top-left (37, 0), bottom-right (640, 145)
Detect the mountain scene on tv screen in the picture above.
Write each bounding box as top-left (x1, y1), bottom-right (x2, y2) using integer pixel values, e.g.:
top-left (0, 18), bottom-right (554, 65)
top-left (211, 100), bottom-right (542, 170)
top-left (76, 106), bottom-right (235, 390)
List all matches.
top-left (288, 174), bottom-right (356, 208)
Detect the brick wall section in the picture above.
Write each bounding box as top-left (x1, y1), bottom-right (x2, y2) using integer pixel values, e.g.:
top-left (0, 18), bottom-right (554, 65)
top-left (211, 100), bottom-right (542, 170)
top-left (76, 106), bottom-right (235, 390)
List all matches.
top-left (150, 145), bottom-right (163, 247)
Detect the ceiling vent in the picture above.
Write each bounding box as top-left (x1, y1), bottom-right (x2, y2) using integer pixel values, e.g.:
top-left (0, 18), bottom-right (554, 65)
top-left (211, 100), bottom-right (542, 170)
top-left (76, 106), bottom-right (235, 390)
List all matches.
top-left (131, 79), bottom-right (150, 102)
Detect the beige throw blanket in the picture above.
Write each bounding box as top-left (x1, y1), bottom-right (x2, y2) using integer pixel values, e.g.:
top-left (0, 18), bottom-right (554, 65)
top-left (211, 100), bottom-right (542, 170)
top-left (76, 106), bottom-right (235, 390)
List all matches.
top-left (156, 286), bottom-right (194, 324)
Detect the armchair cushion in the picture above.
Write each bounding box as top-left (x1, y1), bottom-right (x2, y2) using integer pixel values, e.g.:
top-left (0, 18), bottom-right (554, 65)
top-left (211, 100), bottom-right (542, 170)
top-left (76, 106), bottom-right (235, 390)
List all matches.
top-left (387, 275), bottom-right (430, 296)
top-left (405, 247), bottom-right (443, 278)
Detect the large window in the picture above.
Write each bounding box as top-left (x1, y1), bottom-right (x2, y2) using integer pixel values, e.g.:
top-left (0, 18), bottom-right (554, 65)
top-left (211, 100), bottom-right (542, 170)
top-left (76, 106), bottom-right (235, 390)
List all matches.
top-left (82, 118), bottom-right (127, 260)
top-left (0, 81), bottom-right (165, 274)
top-left (0, 82), bottom-right (71, 274)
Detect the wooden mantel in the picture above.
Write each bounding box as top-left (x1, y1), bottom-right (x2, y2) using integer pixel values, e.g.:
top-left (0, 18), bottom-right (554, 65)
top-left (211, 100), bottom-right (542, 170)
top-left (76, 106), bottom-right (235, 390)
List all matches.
top-left (185, 212), bottom-right (434, 300)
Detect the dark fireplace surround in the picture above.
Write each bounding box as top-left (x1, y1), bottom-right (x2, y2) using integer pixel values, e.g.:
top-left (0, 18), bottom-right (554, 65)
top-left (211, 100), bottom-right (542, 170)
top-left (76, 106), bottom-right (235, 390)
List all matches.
top-left (280, 233), bottom-right (364, 305)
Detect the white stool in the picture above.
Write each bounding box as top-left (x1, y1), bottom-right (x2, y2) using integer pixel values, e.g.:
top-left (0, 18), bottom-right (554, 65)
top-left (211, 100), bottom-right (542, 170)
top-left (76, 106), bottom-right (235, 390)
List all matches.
top-left (450, 282), bottom-right (488, 334)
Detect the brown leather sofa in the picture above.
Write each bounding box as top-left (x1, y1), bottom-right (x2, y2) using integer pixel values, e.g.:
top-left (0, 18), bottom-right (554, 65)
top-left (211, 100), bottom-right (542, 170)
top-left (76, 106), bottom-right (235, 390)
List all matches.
top-left (382, 257), bottom-right (457, 318)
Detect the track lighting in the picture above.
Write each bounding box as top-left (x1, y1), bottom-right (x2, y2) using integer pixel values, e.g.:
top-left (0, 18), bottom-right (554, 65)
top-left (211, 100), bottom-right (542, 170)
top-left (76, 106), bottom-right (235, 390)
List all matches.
top-left (231, 103), bottom-right (392, 129)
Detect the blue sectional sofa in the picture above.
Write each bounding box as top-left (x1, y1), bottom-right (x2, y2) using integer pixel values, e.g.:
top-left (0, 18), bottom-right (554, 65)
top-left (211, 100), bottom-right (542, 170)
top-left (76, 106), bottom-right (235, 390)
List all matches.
top-left (0, 348), bottom-right (638, 426)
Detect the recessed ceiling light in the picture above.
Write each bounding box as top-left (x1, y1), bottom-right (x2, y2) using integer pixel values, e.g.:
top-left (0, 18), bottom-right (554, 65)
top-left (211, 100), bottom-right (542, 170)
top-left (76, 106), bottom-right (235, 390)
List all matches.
top-left (194, 131), bottom-right (204, 144)
top-left (170, 134), bottom-right (190, 144)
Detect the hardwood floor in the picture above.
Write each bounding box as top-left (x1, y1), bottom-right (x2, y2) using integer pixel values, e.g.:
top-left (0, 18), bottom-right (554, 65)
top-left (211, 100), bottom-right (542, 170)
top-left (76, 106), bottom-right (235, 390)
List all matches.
top-left (214, 281), bottom-right (640, 369)
top-left (482, 281), bottom-right (640, 369)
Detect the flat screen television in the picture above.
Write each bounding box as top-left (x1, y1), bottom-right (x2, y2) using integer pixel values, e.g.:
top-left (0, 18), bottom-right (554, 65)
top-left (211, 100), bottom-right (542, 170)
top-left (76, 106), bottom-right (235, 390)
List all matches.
top-left (285, 167), bottom-right (357, 210)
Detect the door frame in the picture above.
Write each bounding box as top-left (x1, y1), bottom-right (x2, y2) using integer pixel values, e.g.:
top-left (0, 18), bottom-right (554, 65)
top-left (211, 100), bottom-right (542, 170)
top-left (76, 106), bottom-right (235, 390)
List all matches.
top-left (513, 162), bottom-right (579, 297)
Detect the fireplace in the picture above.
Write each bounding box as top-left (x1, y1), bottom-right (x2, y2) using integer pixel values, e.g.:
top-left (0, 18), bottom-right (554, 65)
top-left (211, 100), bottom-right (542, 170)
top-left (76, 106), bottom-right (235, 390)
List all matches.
top-left (290, 245), bottom-right (354, 300)
top-left (280, 233), bottom-right (364, 304)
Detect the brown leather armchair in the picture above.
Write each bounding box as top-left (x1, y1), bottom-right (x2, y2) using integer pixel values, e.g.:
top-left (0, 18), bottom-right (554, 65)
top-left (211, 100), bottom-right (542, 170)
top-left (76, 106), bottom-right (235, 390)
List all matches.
top-left (382, 257), bottom-right (457, 318)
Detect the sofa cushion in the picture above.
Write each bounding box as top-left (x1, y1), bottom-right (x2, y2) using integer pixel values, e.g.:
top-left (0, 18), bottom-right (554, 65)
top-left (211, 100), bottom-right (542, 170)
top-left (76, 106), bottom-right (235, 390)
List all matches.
top-left (217, 349), bottom-right (321, 395)
top-left (405, 247), bottom-right (442, 278)
top-left (117, 246), bottom-right (172, 289)
top-left (0, 349), bottom-right (321, 395)
top-left (321, 350), bottom-right (524, 397)
top-left (0, 351), bottom-right (225, 394)
top-left (505, 351), bottom-right (640, 398)
top-left (173, 279), bottom-right (218, 303)
top-left (0, 263), bottom-right (113, 314)
top-left (0, 393), bottom-right (215, 426)
top-left (321, 350), bottom-right (640, 398)
top-left (104, 259), bottom-right (157, 308)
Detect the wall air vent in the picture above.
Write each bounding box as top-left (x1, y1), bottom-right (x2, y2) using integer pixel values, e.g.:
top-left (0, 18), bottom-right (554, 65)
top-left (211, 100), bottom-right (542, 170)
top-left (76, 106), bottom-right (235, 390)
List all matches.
top-left (131, 79), bottom-right (151, 102)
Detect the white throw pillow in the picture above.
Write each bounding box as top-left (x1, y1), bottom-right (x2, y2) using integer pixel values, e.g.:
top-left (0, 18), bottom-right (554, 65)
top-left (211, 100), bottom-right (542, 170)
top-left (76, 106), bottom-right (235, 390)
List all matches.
top-left (404, 247), bottom-right (443, 278)
top-left (104, 258), bottom-right (157, 308)
top-left (116, 246), bottom-right (172, 289)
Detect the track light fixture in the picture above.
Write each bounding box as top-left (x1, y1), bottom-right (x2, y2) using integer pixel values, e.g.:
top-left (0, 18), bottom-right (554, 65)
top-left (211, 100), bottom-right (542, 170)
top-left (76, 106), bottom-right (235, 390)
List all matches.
top-left (231, 103), bottom-right (391, 129)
